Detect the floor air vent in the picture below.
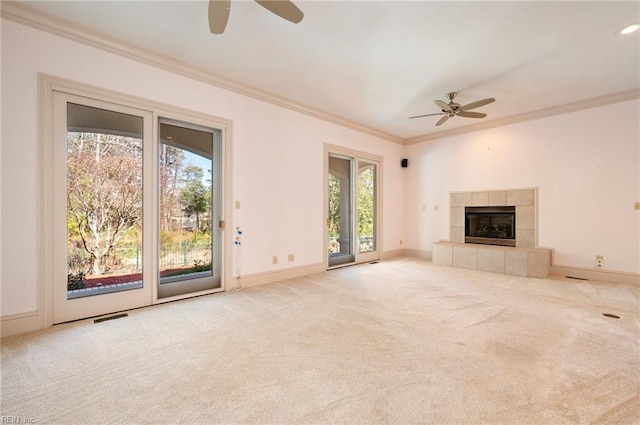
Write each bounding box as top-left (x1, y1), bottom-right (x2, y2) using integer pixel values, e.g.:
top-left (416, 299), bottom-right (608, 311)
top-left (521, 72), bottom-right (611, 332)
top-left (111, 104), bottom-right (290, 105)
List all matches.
top-left (565, 276), bottom-right (589, 281)
top-left (602, 313), bottom-right (620, 319)
top-left (94, 313), bottom-right (128, 323)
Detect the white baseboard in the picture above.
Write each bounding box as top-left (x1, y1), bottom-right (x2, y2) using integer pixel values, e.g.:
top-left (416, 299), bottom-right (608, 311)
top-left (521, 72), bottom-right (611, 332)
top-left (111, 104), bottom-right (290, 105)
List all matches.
top-left (1, 311), bottom-right (42, 338)
top-left (233, 262), bottom-right (326, 289)
top-left (551, 265), bottom-right (640, 286)
top-left (400, 249), bottom-right (432, 260)
top-left (381, 249), bottom-right (405, 259)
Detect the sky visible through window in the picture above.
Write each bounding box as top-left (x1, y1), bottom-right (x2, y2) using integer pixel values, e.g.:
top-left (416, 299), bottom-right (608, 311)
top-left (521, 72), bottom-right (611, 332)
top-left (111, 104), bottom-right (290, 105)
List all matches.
top-left (186, 150), bottom-right (212, 184)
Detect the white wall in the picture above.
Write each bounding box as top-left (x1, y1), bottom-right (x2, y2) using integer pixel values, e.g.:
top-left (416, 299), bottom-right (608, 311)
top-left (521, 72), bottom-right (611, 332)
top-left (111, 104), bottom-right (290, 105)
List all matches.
top-left (404, 99), bottom-right (640, 274)
top-left (0, 20), bottom-right (405, 318)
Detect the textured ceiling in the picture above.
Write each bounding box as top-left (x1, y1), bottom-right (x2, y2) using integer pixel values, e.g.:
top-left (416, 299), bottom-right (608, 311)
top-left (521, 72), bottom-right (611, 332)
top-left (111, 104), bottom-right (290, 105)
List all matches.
top-left (7, 0), bottom-right (640, 142)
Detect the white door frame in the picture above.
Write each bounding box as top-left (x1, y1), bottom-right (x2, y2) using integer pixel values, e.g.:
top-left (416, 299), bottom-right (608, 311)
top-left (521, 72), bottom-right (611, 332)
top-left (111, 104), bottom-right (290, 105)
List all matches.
top-left (39, 74), bottom-right (234, 327)
top-left (324, 144), bottom-right (382, 270)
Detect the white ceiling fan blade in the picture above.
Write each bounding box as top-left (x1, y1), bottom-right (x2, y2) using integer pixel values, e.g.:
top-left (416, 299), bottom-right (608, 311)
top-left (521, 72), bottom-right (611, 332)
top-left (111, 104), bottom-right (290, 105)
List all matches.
top-left (435, 100), bottom-right (452, 113)
top-left (459, 98), bottom-right (495, 111)
top-left (436, 115), bottom-right (449, 126)
top-left (458, 111), bottom-right (487, 119)
top-left (209, 0), bottom-right (231, 34)
top-left (255, 0), bottom-right (304, 24)
top-left (409, 112), bottom-right (444, 119)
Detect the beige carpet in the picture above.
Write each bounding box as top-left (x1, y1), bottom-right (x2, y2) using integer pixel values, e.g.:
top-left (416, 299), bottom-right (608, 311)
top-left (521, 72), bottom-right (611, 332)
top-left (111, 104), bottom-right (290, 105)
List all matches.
top-left (1, 257), bottom-right (639, 424)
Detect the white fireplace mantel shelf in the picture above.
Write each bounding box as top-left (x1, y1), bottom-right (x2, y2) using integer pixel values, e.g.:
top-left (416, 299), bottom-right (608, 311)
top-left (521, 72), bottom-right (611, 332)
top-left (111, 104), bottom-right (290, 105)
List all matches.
top-left (433, 241), bottom-right (552, 278)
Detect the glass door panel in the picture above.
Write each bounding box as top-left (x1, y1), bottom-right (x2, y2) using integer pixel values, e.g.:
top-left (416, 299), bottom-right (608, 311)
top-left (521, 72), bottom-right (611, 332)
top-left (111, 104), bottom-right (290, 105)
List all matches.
top-left (328, 155), bottom-right (354, 267)
top-left (158, 120), bottom-right (222, 299)
top-left (66, 103), bottom-right (144, 299)
top-left (357, 161), bottom-right (377, 254)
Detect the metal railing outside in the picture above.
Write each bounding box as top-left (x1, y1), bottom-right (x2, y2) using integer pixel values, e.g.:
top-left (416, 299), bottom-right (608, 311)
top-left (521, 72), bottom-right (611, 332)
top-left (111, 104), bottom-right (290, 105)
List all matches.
top-left (328, 235), bottom-right (375, 254)
top-left (68, 241), bottom-right (212, 275)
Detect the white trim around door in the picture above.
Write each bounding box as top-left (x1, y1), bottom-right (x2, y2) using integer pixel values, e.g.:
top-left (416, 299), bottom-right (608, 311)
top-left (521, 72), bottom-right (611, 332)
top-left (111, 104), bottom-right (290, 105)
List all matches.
top-left (39, 74), bottom-right (234, 327)
top-left (324, 144), bottom-right (383, 270)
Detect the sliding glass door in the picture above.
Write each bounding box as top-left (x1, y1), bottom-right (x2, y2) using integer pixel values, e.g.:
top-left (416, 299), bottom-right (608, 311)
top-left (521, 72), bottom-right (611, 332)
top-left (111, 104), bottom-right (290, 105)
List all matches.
top-left (51, 93), bottom-right (225, 324)
top-left (327, 149), bottom-right (380, 268)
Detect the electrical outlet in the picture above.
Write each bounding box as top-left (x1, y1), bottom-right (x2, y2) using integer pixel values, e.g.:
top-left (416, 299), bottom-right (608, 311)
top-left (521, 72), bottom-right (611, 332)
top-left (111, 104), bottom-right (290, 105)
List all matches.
top-left (634, 202), bottom-right (640, 210)
top-left (235, 201), bottom-right (241, 209)
top-left (288, 254), bottom-right (295, 262)
top-left (595, 255), bottom-right (604, 268)
top-left (272, 256), bottom-right (278, 265)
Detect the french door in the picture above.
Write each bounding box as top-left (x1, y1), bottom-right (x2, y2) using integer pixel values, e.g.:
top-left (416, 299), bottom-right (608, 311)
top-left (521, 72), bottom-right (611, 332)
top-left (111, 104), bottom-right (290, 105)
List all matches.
top-left (326, 147), bottom-right (380, 268)
top-left (51, 92), bottom-right (224, 323)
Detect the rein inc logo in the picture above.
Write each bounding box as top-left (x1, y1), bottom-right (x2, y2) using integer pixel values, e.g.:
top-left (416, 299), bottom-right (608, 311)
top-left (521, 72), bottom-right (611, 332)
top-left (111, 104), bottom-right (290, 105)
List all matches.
top-left (1, 416), bottom-right (35, 424)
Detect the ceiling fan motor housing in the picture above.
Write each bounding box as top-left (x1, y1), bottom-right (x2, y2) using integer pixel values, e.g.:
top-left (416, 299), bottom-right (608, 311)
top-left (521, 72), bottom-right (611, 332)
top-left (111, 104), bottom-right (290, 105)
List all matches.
top-left (441, 102), bottom-right (461, 116)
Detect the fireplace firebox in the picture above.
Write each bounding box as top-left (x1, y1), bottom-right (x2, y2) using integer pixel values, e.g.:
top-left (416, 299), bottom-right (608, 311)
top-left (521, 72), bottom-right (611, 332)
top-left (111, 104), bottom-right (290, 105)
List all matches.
top-left (465, 206), bottom-right (516, 247)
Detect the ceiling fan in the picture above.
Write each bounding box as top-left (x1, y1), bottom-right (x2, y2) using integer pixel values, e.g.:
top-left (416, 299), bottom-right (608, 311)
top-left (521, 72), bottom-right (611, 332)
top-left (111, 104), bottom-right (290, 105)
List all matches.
top-left (410, 92), bottom-right (496, 126)
top-left (209, 0), bottom-right (304, 34)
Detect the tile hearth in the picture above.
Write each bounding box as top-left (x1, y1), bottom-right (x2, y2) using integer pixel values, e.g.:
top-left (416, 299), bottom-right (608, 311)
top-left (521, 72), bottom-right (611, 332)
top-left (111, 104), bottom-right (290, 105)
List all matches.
top-left (433, 241), bottom-right (551, 278)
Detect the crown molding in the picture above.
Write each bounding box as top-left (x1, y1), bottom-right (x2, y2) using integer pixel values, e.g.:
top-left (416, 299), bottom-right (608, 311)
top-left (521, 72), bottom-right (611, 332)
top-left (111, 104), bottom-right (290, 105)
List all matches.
top-left (402, 88), bottom-right (640, 145)
top-left (3, 2), bottom-right (638, 147)
top-left (1, 1), bottom-right (403, 144)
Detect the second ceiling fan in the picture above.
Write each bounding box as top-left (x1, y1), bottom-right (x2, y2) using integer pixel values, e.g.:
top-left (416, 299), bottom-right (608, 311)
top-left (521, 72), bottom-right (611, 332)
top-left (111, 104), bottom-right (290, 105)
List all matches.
top-left (209, 0), bottom-right (304, 34)
top-left (410, 92), bottom-right (496, 127)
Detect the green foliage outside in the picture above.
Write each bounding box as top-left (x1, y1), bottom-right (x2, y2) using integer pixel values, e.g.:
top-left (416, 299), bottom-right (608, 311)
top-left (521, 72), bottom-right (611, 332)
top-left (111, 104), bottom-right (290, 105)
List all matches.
top-left (180, 165), bottom-right (211, 232)
top-left (327, 174), bottom-right (341, 238)
top-left (67, 132), bottom-right (143, 276)
top-left (67, 133), bottom-right (213, 279)
top-left (357, 168), bottom-right (375, 239)
top-left (328, 166), bottom-right (375, 252)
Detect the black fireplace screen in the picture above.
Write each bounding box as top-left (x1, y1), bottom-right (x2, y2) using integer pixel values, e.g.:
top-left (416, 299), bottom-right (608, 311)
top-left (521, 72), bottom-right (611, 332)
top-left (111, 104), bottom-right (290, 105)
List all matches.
top-left (465, 206), bottom-right (515, 245)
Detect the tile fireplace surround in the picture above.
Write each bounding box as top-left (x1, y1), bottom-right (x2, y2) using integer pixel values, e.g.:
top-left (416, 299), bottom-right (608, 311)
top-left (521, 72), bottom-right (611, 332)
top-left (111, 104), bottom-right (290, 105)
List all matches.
top-left (433, 188), bottom-right (552, 278)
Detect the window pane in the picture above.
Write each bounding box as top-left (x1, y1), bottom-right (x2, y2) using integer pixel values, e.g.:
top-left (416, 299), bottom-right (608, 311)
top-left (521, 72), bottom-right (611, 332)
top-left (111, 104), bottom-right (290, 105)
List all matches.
top-left (328, 156), bottom-right (353, 266)
top-left (159, 123), bottom-right (214, 290)
top-left (66, 103), bottom-right (143, 299)
top-left (358, 162), bottom-right (376, 254)
top-left (328, 173), bottom-right (342, 255)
